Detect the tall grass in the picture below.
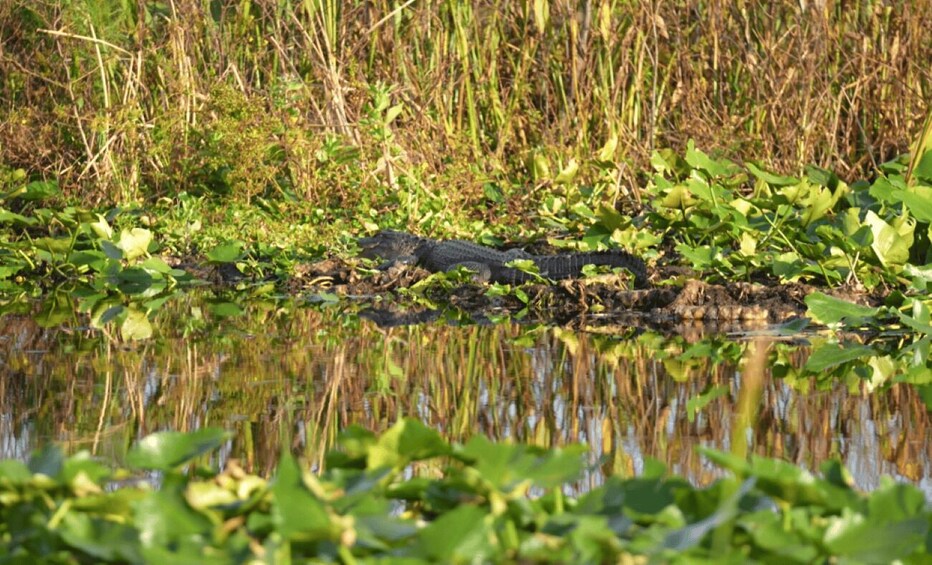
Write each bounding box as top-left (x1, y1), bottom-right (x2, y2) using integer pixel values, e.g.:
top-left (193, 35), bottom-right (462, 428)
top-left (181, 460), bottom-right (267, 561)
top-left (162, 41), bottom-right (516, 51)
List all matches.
top-left (1, 1), bottom-right (929, 209)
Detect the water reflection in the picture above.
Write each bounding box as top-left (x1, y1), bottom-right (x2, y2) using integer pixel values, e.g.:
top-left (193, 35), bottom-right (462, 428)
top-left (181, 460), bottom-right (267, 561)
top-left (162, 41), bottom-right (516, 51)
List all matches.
top-left (0, 294), bottom-right (929, 495)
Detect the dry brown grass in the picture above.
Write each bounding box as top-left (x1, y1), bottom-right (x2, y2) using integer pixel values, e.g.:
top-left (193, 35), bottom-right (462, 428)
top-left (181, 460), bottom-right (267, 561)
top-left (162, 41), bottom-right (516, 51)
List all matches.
top-left (1, 1), bottom-right (929, 205)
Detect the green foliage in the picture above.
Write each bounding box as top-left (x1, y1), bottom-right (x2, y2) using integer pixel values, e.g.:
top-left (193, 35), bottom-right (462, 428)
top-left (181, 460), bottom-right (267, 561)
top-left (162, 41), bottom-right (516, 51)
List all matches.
top-left (2, 421), bottom-right (930, 562)
top-left (631, 142), bottom-right (932, 290)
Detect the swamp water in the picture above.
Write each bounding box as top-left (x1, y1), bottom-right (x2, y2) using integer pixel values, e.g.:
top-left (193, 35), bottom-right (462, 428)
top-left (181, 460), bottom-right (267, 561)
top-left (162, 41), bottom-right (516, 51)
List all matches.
top-left (1, 293), bottom-right (929, 496)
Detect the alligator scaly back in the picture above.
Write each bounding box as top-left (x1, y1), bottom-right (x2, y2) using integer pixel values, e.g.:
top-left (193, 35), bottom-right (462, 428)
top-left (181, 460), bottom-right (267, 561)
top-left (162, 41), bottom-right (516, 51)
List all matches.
top-left (357, 230), bottom-right (649, 287)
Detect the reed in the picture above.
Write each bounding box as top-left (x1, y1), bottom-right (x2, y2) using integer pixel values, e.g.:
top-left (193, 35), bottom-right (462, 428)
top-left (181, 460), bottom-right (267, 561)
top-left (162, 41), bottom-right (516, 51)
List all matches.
top-left (1, 1), bottom-right (929, 210)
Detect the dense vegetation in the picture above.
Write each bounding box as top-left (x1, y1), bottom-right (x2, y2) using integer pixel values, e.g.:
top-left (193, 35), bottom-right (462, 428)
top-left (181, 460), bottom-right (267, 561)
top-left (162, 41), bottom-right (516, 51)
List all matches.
top-left (2, 1), bottom-right (932, 561)
top-left (3, 420), bottom-right (931, 563)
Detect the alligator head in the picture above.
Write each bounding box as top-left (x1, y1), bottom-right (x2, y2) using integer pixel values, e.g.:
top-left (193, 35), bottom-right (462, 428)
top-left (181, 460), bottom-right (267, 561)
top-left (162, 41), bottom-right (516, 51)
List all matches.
top-left (357, 230), bottom-right (426, 262)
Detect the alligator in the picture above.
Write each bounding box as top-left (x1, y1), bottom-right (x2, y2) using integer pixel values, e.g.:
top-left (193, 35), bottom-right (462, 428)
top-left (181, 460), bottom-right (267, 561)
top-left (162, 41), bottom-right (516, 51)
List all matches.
top-left (358, 230), bottom-right (649, 287)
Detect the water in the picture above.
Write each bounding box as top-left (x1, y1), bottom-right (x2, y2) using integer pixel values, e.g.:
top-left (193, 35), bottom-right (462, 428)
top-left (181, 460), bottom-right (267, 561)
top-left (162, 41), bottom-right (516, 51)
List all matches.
top-left (1, 293), bottom-right (929, 494)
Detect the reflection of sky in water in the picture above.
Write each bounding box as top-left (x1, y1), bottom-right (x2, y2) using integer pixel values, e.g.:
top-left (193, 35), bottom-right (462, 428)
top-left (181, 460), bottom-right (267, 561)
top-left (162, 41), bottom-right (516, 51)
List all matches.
top-left (0, 303), bottom-right (929, 500)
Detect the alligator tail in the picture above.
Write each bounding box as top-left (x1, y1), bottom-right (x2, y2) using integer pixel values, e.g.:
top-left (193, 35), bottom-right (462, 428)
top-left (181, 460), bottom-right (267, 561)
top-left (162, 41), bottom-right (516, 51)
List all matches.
top-left (534, 251), bottom-right (648, 287)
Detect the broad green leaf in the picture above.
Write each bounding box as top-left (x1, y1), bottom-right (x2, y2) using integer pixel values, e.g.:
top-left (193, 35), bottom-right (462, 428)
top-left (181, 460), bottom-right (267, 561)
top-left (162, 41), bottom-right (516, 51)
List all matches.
top-left (746, 161), bottom-right (799, 186)
top-left (88, 214), bottom-right (113, 239)
top-left (59, 513), bottom-right (143, 562)
top-left (896, 309), bottom-right (932, 335)
top-left (662, 478), bottom-right (755, 551)
top-left (892, 186), bottom-right (932, 222)
top-left (117, 228), bottom-right (153, 261)
top-left (127, 428), bottom-right (230, 471)
top-left (804, 343), bottom-right (875, 372)
top-left (121, 308), bottom-right (153, 341)
top-left (597, 134), bottom-right (618, 162)
top-left (206, 242), bottom-right (244, 263)
top-left (384, 103), bottom-right (403, 125)
top-left (367, 419), bottom-right (450, 470)
top-left (904, 263), bottom-right (932, 288)
top-left (658, 184), bottom-right (696, 209)
top-left (0, 209), bottom-right (35, 226)
top-left (185, 482), bottom-right (239, 510)
top-left (799, 185), bottom-right (835, 227)
top-left (140, 256), bottom-right (172, 274)
top-left (33, 236), bottom-right (72, 254)
top-left (60, 451), bottom-right (111, 486)
top-left (531, 153), bottom-right (551, 181)
top-left (823, 511), bottom-right (927, 563)
top-left (271, 452), bottom-right (332, 540)
top-left (101, 240), bottom-right (123, 260)
top-left (134, 479), bottom-right (215, 550)
top-left (20, 180), bottom-right (60, 201)
top-left (93, 304), bottom-right (124, 327)
top-left (207, 302), bottom-right (244, 317)
top-left (0, 459), bottom-right (32, 482)
top-left (864, 210), bottom-right (912, 267)
top-left (460, 435), bottom-right (584, 491)
top-left (685, 140), bottom-right (738, 178)
top-left (805, 292), bottom-right (879, 326)
top-left (417, 505), bottom-right (493, 562)
top-left (116, 267), bottom-right (154, 294)
top-left (595, 203), bottom-right (625, 231)
top-left (686, 385), bottom-right (729, 422)
top-left (742, 510), bottom-right (818, 561)
top-left (68, 250), bottom-right (108, 272)
top-left (913, 148), bottom-right (932, 183)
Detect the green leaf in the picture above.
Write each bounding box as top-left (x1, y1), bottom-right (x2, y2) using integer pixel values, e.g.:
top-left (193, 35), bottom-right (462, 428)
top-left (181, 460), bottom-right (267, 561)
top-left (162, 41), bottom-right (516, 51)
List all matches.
top-left (59, 513), bottom-right (143, 562)
top-left (824, 508), bottom-right (927, 563)
top-left (805, 292), bottom-right (879, 326)
top-left (121, 308), bottom-right (153, 341)
top-left (460, 435), bottom-right (584, 491)
top-left (554, 159), bottom-right (579, 184)
top-left (417, 505), bottom-right (493, 562)
top-left (20, 180), bottom-right (60, 201)
top-left (913, 148), bottom-right (932, 183)
top-left (864, 210), bottom-right (912, 267)
top-left (207, 302), bottom-right (244, 317)
top-left (685, 140), bottom-right (739, 178)
top-left (595, 203), bottom-right (625, 232)
top-left (0, 209), bottom-right (36, 226)
top-left (892, 187), bottom-right (932, 222)
top-left (896, 309), bottom-right (932, 335)
top-left (597, 134), bottom-right (618, 162)
top-left (134, 479), bottom-right (215, 552)
top-left (116, 267), bottom-right (154, 294)
top-left (271, 452), bottom-right (332, 540)
top-left (804, 343), bottom-right (875, 372)
top-left (206, 242), bottom-right (244, 263)
top-left (384, 103), bottom-right (404, 125)
top-left (686, 385), bottom-right (729, 423)
top-left (799, 185), bottom-right (835, 227)
top-left (0, 459), bottom-right (32, 483)
top-left (60, 451), bottom-right (112, 485)
top-left (117, 228), bottom-right (153, 261)
top-left (68, 250), bottom-right (108, 272)
top-left (746, 161), bottom-right (799, 186)
top-left (140, 256), bottom-right (173, 274)
top-left (367, 419), bottom-right (450, 470)
top-left (87, 214), bottom-right (113, 239)
top-left (100, 240), bottom-right (123, 260)
top-left (126, 428), bottom-right (230, 471)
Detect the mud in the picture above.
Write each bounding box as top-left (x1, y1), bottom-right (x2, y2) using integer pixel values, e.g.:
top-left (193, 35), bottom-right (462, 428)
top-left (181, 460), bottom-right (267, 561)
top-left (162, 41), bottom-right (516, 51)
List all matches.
top-left (286, 257), bottom-right (879, 333)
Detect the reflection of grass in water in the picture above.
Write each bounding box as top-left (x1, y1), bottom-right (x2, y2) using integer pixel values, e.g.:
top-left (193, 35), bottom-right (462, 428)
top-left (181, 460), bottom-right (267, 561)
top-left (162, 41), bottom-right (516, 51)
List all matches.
top-left (0, 297), bottom-right (929, 488)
